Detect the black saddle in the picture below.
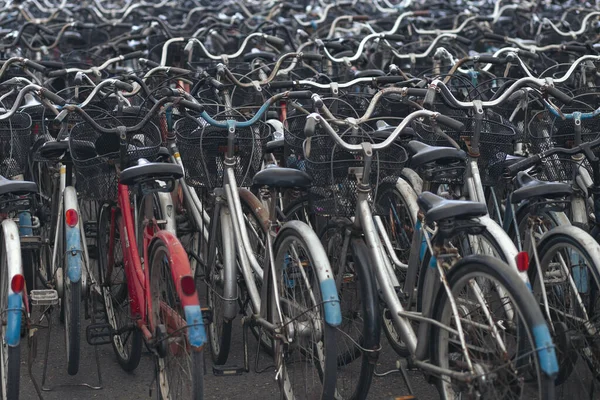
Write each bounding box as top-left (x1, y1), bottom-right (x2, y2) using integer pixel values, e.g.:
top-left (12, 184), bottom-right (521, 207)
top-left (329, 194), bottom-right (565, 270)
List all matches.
top-left (407, 141), bottom-right (467, 168)
top-left (120, 160), bottom-right (183, 186)
top-left (252, 167), bottom-right (312, 189)
top-left (417, 192), bottom-right (488, 223)
top-left (0, 176), bottom-right (38, 196)
top-left (510, 172), bottom-right (572, 204)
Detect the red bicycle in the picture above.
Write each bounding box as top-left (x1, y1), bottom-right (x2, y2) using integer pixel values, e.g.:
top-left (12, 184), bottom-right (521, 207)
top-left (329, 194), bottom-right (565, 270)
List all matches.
top-left (66, 98), bottom-right (206, 400)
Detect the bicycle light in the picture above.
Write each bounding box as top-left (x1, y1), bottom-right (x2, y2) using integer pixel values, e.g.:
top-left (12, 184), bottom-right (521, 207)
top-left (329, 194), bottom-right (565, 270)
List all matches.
top-left (65, 209), bottom-right (79, 227)
top-left (11, 274), bottom-right (24, 293)
top-left (516, 251), bottom-right (529, 272)
top-left (180, 275), bottom-right (196, 296)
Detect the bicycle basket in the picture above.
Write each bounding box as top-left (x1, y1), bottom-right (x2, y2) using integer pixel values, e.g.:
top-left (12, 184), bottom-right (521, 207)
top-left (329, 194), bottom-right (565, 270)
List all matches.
top-left (0, 113), bottom-right (32, 178)
top-left (285, 117), bottom-right (408, 217)
top-left (69, 115), bottom-right (162, 201)
top-left (174, 115), bottom-right (271, 189)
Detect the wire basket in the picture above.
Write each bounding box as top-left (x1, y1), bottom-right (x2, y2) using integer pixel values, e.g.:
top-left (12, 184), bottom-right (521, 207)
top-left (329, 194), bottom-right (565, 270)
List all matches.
top-left (69, 115), bottom-right (162, 201)
top-left (412, 110), bottom-right (517, 186)
top-left (0, 113), bottom-right (32, 178)
top-left (174, 115), bottom-right (271, 189)
top-left (285, 117), bottom-right (408, 217)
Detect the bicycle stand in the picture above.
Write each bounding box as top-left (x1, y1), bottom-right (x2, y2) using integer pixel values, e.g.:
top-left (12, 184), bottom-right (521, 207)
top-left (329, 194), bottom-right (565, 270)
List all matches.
top-left (33, 292), bottom-right (104, 392)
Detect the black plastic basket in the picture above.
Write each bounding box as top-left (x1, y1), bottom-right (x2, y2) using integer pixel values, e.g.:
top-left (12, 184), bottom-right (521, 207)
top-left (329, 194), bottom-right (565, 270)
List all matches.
top-left (174, 115), bottom-right (271, 189)
top-left (0, 113), bottom-right (32, 178)
top-left (69, 115), bottom-right (162, 201)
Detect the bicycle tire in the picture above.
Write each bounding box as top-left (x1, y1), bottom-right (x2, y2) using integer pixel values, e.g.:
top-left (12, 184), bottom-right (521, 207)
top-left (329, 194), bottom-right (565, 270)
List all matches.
top-left (319, 219), bottom-right (380, 400)
top-left (238, 193), bottom-right (273, 355)
top-left (150, 239), bottom-right (204, 400)
top-left (64, 278), bottom-right (80, 376)
top-left (204, 203), bottom-right (234, 365)
top-left (269, 222), bottom-right (338, 400)
top-left (97, 203), bottom-right (142, 372)
top-left (529, 225), bottom-right (600, 391)
top-left (374, 182), bottom-right (418, 357)
top-left (430, 255), bottom-right (556, 399)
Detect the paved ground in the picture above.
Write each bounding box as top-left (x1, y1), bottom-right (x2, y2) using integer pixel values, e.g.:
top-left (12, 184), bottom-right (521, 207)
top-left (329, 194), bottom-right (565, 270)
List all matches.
top-left (18, 306), bottom-right (441, 400)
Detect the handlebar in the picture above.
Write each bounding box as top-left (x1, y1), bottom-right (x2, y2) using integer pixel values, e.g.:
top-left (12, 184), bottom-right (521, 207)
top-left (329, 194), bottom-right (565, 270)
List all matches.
top-left (48, 51), bottom-right (143, 77)
top-left (184, 33), bottom-right (286, 62)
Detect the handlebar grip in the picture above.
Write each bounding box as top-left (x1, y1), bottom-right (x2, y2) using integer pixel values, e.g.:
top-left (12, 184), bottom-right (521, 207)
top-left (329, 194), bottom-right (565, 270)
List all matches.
top-left (158, 88), bottom-right (181, 97)
top-left (301, 52), bottom-right (323, 61)
top-left (287, 91), bottom-right (313, 99)
top-left (563, 45), bottom-right (588, 53)
top-left (382, 34), bottom-right (405, 41)
top-left (269, 80), bottom-right (296, 89)
top-left (546, 86), bottom-right (573, 104)
top-left (40, 89), bottom-right (66, 106)
top-left (476, 16), bottom-right (495, 22)
top-left (208, 77), bottom-right (225, 90)
top-left (304, 117), bottom-right (317, 137)
top-left (37, 60), bottom-right (64, 69)
top-left (506, 154), bottom-right (541, 175)
top-left (375, 76), bottom-right (405, 84)
top-left (24, 59), bottom-right (46, 73)
top-left (454, 35), bottom-right (472, 45)
top-left (517, 50), bottom-right (539, 60)
top-left (281, 2), bottom-right (305, 10)
top-left (265, 35), bottom-right (286, 48)
top-left (74, 22), bottom-right (97, 29)
top-left (475, 55), bottom-right (507, 64)
top-left (179, 99), bottom-right (204, 113)
top-left (122, 50), bottom-right (144, 60)
top-left (48, 69), bottom-right (67, 78)
top-left (423, 87), bottom-right (437, 109)
top-left (436, 114), bottom-right (465, 131)
top-left (140, 58), bottom-right (160, 68)
top-left (352, 15), bottom-right (370, 22)
top-left (483, 32), bottom-right (506, 42)
top-left (413, 10), bottom-right (431, 16)
top-left (323, 41), bottom-right (345, 51)
top-left (114, 81), bottom-right (134, 92)
top-left (168, 67), bottom-right (193, 75)
top-left (406, 88), bottom-right (429, 96)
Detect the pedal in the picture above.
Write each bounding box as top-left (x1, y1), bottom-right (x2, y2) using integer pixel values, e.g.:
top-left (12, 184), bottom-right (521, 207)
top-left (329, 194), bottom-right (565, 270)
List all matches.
top-left (30, 289), bottom-right (58, 306)
top-left (212, 365), bottom-right (245, 376)
top-left (85, 323), bottom-right (113, 345)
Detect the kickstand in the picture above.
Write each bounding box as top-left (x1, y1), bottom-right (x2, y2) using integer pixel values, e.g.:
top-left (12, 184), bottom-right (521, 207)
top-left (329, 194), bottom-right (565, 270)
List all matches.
top-left (397, 360), bottom-right (415, 397)
top-left (40, 297), bottom-right (103, 391)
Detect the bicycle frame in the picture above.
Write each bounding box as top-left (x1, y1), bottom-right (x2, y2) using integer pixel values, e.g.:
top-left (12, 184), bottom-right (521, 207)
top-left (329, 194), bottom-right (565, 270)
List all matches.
top-left (105, 182), bottom-right (205, 348)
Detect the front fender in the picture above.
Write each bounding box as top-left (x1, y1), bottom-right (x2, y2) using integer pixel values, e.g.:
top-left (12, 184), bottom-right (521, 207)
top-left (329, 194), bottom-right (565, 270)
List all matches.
top-left (1, 220), bottom-right (23, 347)
top-left (64, 187), bottom-right (82, 283)
top-left (275, 221), bottom-right (342, 327)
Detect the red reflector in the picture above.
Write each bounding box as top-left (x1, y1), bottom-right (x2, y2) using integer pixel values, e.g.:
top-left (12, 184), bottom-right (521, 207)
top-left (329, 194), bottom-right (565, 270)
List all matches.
top-left (65, 209), bottom-right (79, 227)
top-left (11, 274), bottom-right (24, 293)
top-left (516, 251), bottom-right (529, 272)
top-left (180, 275), bottom-right (196, 296)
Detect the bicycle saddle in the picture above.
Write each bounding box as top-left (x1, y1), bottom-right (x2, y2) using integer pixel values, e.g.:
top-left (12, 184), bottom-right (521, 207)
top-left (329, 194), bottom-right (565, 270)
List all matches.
top-left (38, 140), bottom-right (71, 161)
top-left (407, 141), bottom-right (467, 168)
top-left (417, 191), bottom-right (487, 223)
top-left (0, 176), bottom-right (38, 196)
top-left (120, 159), bottom-right (183, 186)
top-left (252, 166), bottom-right (312, 189)
top-left (510, 171), bottom-right (572, 204)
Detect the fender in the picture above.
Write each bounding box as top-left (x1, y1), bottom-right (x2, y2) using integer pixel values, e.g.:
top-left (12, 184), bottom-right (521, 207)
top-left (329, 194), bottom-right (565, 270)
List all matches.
top-left (1, 220), bottom-right (23, 347)
top-left (400, 167), bottom-right (423, 194)
top-left (274, 221), bottom-right (341, 327)
top-left (149, 230), bottom-right (206, 348)
top-left (64, 187), bottom-right (82, 283)
top-left (394, 177), bottom-right (419, 225)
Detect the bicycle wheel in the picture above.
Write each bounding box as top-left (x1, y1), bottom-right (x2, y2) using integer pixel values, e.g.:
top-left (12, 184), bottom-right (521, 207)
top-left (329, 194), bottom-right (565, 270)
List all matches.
top-left (97, 204), bottom-right (142, 372)
top-left (269, 222), bottom-right (338, 400)
top-left (374, 182), bottom-right (418, 357)
top-left (321, 220), bottom-right (380, 400)
top-left (0, 226), bottom-right (21, 400)
top-left (530, 225), bottom-right (600, 397)
top-left (204, 203), bottom-right (234, 365)
top-left (238, 192), bottom-right (273, 354)
top-left (431, 255), bottom-right (556, 399)
top-left (63, 272), bottom-right (80, 375)
top-left (150, 239), bottom-right (204, 400)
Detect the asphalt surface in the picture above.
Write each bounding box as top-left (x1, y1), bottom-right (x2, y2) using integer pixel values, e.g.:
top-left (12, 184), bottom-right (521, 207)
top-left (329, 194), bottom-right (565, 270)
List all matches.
top-left (19, 301), bottom-right (440, 400)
